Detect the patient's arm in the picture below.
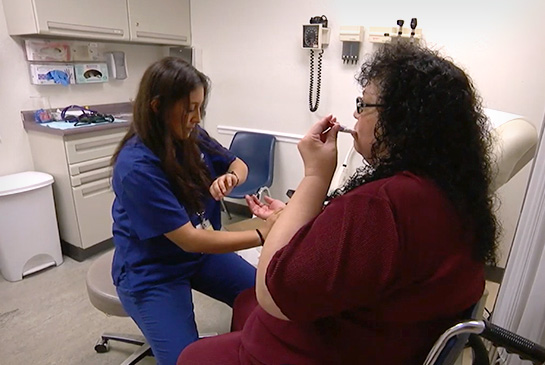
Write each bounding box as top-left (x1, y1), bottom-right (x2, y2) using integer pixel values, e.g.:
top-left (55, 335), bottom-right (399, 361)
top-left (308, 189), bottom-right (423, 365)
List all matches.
top-left (245, 195), bottom-right (286, 219)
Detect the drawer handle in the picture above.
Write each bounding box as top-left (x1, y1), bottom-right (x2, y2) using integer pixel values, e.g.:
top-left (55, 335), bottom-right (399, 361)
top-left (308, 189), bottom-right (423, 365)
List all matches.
top-left (81, 180), bottom-right (112, 198)
top-left (71, 159), bottom-right (112, 175)
top-left (47, 21), bottom-right (124, 36)
top-left (74, 170), bottom-right (112, 187)
top-left (74, 137), bottom-right (121, 152)
top-left (136, 31), bottom-right (187, 41)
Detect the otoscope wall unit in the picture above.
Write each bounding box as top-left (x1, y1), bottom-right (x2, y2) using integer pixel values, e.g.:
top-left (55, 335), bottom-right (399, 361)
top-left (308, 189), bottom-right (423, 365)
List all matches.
top-left (368, 26), bottom-right (422, 44)
top-left (368, 18), bottom-right (422, 44)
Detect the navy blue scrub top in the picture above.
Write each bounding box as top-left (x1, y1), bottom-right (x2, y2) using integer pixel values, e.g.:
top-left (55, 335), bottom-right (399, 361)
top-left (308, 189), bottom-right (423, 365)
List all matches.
top-left (111, 126), bottom-right (236, 292)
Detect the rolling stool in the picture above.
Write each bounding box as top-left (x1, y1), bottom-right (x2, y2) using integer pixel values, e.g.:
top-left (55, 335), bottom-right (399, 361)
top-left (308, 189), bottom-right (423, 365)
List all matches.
top-left (86, 250), bottom-right (152, 365)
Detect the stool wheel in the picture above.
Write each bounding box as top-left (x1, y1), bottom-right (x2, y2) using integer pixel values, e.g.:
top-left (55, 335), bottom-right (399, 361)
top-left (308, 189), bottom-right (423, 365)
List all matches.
top-left (94, 338), bottom-right (110, 353)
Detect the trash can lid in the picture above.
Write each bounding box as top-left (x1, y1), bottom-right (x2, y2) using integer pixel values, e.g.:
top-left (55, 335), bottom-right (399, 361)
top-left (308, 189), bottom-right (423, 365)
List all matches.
top-left (0, 171), bottom-right (54, 197)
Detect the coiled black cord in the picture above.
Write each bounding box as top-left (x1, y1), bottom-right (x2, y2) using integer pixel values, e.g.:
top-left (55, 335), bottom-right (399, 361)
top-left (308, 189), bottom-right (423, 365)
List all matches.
top-left (309, 49), bottom-right (324, 112)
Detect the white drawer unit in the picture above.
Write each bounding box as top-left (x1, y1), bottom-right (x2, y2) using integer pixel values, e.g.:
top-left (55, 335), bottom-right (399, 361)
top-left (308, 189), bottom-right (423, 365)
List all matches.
top-left (27, 126), bottom-right (128, 261)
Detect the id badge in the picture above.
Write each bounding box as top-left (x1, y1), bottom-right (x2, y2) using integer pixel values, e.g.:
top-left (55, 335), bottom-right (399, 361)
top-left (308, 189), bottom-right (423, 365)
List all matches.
top-left (196, 211), bottom-right (214, 231)
top-left (201, 218), bottom-right (214, 231)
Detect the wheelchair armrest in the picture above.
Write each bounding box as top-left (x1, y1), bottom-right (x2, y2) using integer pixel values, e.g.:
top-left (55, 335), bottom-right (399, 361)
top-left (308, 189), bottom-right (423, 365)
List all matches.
top-left (481, 320), bottom-right (545, 365)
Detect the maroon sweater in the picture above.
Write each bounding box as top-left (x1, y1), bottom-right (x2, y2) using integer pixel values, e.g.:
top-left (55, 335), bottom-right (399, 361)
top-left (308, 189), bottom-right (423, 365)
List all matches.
top-left (240, 172), bottom-right (484, 364)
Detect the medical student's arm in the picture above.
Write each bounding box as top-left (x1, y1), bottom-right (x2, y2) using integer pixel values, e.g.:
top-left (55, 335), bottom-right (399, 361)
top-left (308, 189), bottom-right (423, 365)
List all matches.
top-left (209, 157), bottom-right (248, 200)
top-left (165, 213), bottom-right (275, 254)
top-left (256, 115), bottom-right (340, 320)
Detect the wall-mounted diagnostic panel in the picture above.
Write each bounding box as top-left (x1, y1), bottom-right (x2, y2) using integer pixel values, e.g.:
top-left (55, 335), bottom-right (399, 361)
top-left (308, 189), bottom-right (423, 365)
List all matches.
top-left (302, 16), bottom-right (330, 50)
top-left (339, 26), bottom-right (364, 64)
top-left (302, 15), bottom-right (330, 112)
top-left (368, 18), bottom-right (421, 44)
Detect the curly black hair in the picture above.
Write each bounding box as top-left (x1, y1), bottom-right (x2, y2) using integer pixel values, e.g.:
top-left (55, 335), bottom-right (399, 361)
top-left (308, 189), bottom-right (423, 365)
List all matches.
top-left (330, 42), bottom-right (498, 265)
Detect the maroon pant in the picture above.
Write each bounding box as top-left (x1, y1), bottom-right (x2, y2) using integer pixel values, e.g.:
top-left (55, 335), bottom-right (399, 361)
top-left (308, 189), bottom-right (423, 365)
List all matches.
top-left (177, 288), bottom-right (258, 364)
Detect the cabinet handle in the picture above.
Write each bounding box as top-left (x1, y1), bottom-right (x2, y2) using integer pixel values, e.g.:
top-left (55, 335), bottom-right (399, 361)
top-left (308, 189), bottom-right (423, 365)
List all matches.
top-left (47, 21), bottom-right (124, 36)
top-left (74, 136), bottom-right (122, 152)
top-left (71, 167), bottom-right (112, 187)
top-left (80, 179), bottom-right (112, 198)
top-left (135, 31), bottom-right (187, 42)
top-left (70, 157), bottom-right (111, 176)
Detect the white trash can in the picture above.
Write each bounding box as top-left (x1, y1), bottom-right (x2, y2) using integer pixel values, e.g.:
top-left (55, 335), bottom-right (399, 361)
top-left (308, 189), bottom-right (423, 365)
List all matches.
top-left (0, 171), bottom-right (63, 281)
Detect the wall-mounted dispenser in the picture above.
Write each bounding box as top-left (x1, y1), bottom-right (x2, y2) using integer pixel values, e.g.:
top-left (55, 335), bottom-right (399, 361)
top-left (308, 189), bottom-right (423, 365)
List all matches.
top-left (168, 47), bottom-right (203, 71)
top-left (339, 26), bottom-right (364, 64)
top-left (104, 51), bottom-right (127, 80)
top-left (169, 46), bottom-right (193, 63)
top-left (74, 63), bottom-right (109, 84)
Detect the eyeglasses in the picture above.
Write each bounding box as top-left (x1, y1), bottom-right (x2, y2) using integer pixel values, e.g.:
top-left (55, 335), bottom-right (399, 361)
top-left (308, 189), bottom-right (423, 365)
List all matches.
top-left (356, 96), bottom-right (385, 114)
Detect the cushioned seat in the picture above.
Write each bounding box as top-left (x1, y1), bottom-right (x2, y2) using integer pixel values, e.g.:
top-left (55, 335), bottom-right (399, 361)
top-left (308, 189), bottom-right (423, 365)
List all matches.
top-left (86, 250), bottom-right (152, 365)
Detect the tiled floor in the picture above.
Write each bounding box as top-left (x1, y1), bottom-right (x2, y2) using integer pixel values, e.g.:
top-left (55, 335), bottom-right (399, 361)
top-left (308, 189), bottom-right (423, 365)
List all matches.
top-left (0, 213), bottom-right (242, 365)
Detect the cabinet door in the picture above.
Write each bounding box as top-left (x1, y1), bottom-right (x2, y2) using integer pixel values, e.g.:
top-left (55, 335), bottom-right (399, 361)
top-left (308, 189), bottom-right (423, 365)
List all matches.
top-left (33, 0), bottom-right (130, 41)
top-left (127, 0), bottom-right (191, 45)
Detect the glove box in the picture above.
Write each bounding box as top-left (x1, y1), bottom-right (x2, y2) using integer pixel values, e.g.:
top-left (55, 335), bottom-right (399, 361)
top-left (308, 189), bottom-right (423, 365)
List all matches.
top-left (74, 63), bottom-right (109, 84)
top-left (29, 63), bottom-right (75, 85)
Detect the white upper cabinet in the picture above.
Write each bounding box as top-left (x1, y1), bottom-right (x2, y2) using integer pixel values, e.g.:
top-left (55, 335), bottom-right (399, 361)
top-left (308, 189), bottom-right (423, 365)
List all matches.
top-left (127, 0), bottom-right (191, 46)
top-left (2, 0), bottom-right (130, 41)
top-left (2, 0), bottom-right (191, 45)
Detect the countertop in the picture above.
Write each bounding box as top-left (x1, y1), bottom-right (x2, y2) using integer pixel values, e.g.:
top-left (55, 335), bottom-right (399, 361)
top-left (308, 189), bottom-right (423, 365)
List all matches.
top-left (22, 102), bottom-right (132, 136)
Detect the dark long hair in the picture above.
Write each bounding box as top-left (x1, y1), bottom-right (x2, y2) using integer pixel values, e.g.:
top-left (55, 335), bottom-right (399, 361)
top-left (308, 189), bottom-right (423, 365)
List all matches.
top-left (112, 57), bottom-right (212, 214)
top-left (331, 42), bottom-right (498, 265)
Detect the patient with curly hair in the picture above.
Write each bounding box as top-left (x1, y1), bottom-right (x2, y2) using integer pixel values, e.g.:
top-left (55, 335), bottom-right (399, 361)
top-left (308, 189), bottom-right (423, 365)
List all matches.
top-left (178, 42), bottom-right (498, 365)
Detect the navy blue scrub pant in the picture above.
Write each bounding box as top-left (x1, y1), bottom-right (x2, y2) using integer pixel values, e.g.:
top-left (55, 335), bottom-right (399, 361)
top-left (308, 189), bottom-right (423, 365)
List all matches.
top-left (116, 252), bottom-right (256, 365)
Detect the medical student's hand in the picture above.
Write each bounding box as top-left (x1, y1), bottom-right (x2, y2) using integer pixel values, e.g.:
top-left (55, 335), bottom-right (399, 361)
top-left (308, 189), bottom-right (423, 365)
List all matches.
top-left (298, 114), bottom-right (339, 181)
top-left (245, 195), bottom-right (286, 220)
top-left (209, 173), bottom-right (239, 200)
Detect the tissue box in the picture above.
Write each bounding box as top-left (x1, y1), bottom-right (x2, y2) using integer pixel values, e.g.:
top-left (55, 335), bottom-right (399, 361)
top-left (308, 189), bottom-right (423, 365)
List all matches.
top-left (29, 64), bottom-right (75, 85)
top-left (25, 39), bottom-right (71, 62)
top-left (74, 63), bottom-right (109, 84)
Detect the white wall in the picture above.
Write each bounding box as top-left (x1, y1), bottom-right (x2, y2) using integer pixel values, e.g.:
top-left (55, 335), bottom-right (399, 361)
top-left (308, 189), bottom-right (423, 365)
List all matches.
top-left (0, 2), bottom-right (165, 175)
top-left (191, 0), bottom-right (545, 267)
top-left (1, 1), bottom-right (544, 270)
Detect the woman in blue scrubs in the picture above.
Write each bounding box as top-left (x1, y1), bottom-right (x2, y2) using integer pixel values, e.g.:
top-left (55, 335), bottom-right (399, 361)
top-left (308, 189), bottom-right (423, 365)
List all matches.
top-left (110, 57), bottom-right (271, 365)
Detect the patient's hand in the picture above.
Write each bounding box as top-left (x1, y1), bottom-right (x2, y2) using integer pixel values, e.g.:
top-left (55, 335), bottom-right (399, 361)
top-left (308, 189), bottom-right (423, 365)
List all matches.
top-left (245, 195), bottom-right (286, 220)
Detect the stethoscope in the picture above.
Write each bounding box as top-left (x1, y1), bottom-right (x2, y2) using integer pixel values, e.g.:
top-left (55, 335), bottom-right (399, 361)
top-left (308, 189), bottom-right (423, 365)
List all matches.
top-left (60, 105), bottom-right (114, 126)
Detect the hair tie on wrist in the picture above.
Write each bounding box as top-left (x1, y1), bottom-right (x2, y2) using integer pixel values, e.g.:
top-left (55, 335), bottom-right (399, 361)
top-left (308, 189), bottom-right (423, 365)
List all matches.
top-left (227, 170), bottom-right (239, 186)
top-left (255, 229), bottom-right (265, 245)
